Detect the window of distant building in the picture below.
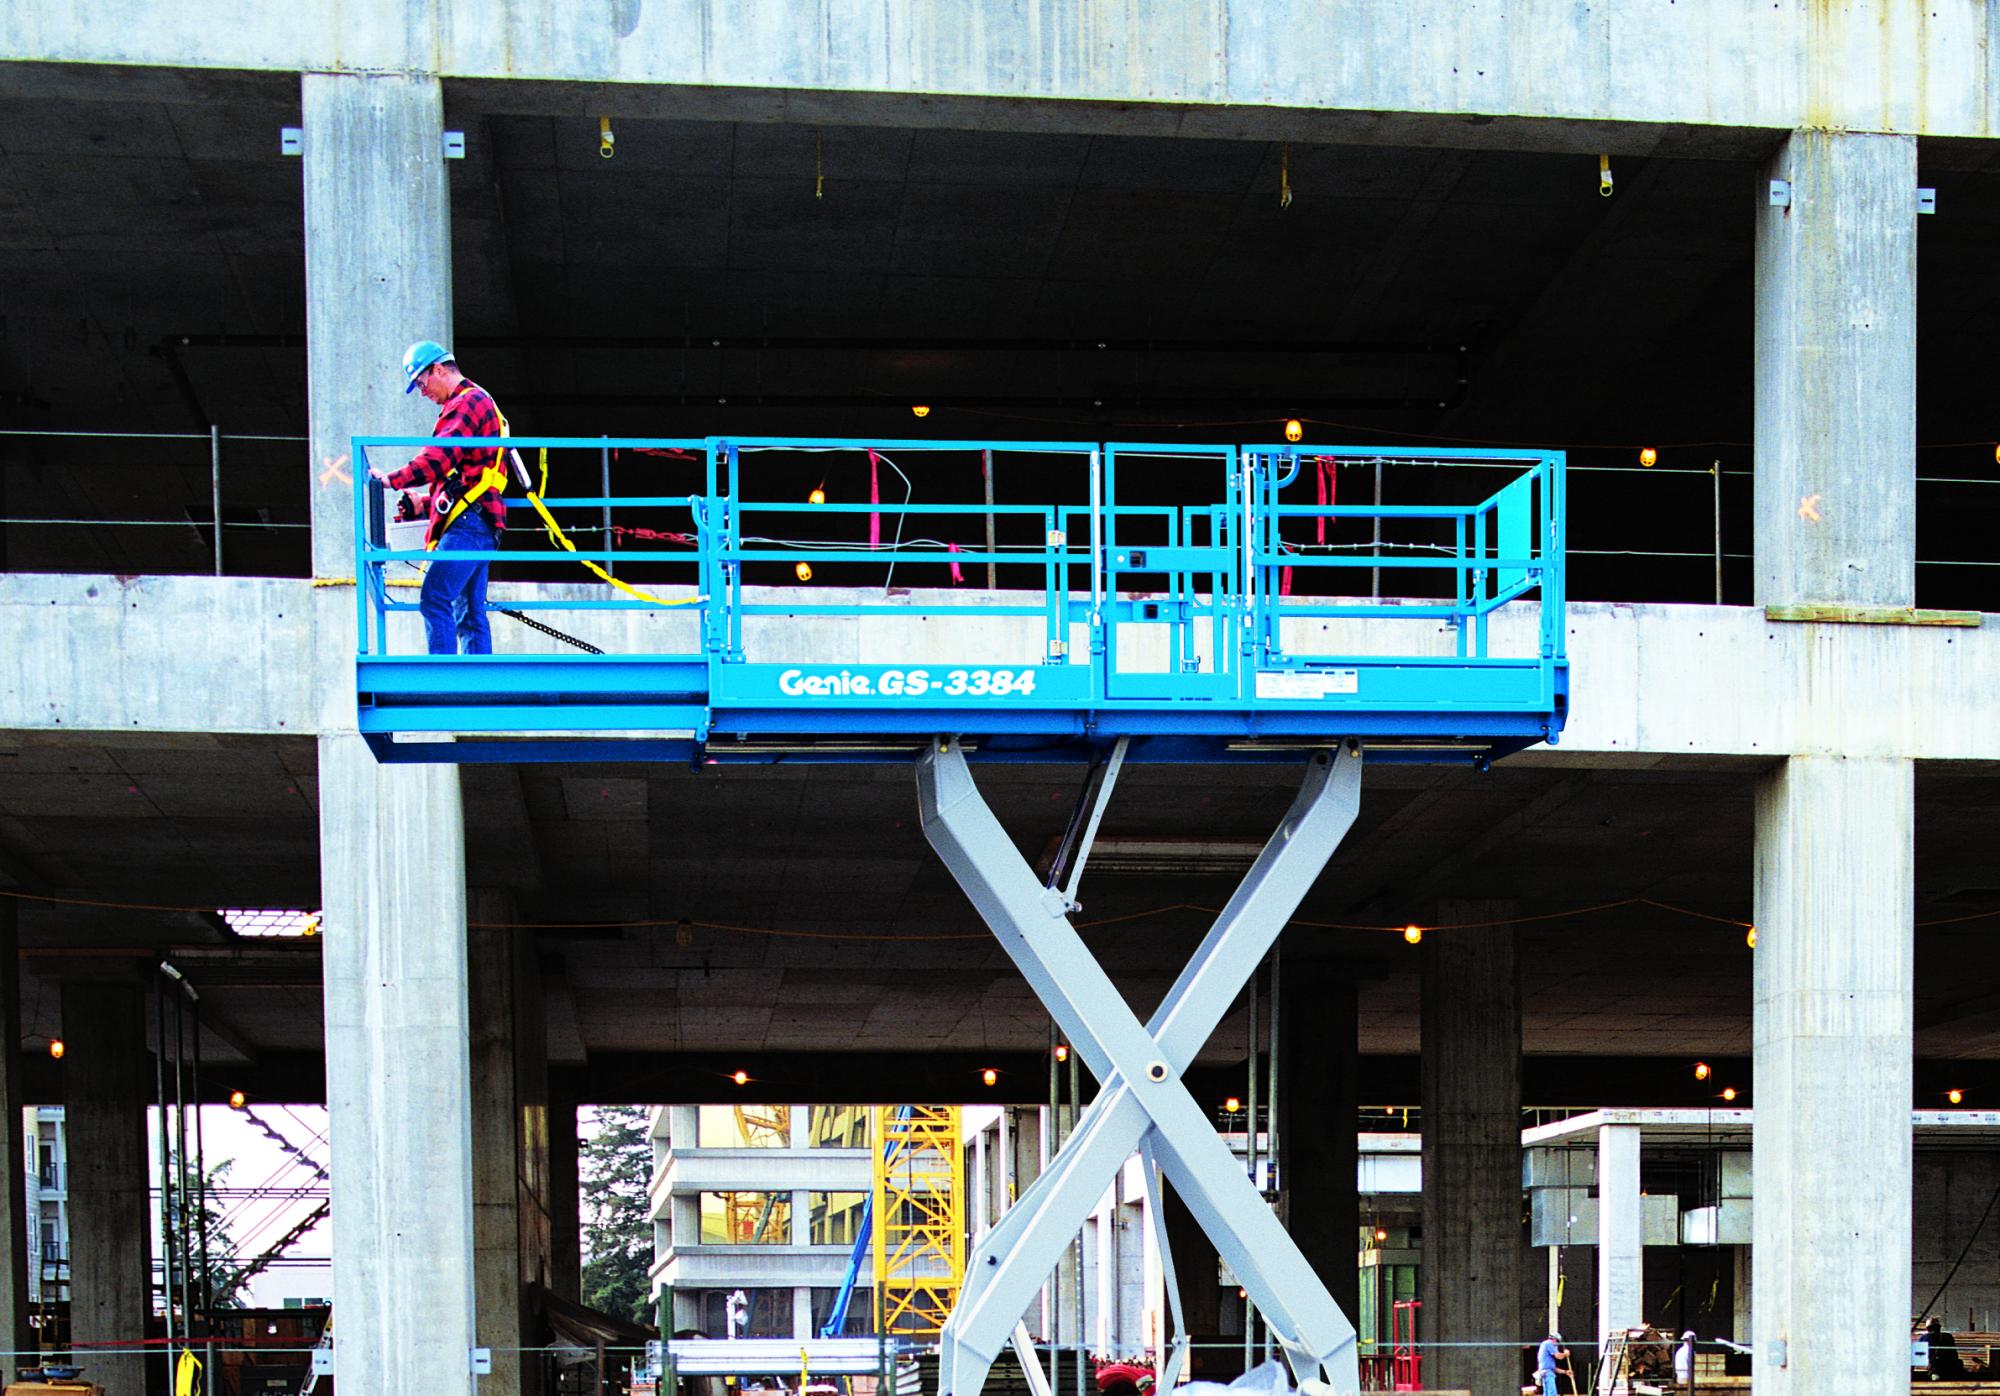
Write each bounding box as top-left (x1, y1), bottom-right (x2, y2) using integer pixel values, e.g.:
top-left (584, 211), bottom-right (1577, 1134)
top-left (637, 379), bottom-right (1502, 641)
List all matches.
top-left (807, 1105), bottom-right (870, 1148)
top-left (808, 1191), bottom-right (868, 1245)
top-left (809, 1286), bottom-right (875, 1337)
top-left (698, 1192), bottom-right (793, 1244)
top-left (696, 1105), bottom-right (792, 1149)
top-left (697, 1287), bottom-right (790, 1338)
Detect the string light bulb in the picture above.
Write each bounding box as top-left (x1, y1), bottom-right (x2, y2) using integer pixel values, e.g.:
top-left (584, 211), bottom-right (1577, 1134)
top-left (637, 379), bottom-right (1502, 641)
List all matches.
top-left (1054, 1043), bottom-right (1069, 1063)
top-left (1694, 1061), bottom-right (1711, 1082)
top-left (808, 487), bottom-right (826, 506)
top-left (1224, 1096), bottom-right (1242, 1114)
top-left (1639, 447), bottom-right (1658, 468)
top-left (1284, 419), bottom-right (1304, 444)
top-left (911, 405), bottom-right (931, 419)
top-left (1402, 924), bottom-right (1423, 945)
top-left (794, 562), bottom-right (813, 582)
top-left (1373, 1227), bottom-right (1388, 1243)
top-left (732, 1070), bottom-right (750, 1086)
top-left (1720, 1086), bottom-right (1738, 1102)
top-left (1949, 1088), bottom-right (1965, 1105)
top-left (981, 1067), bottom-right (998, 1087)
top-left (1746, 925), bottom-right (1757, 949)
top-left (46, 1039), bottom-right (63, 1061)
top-left (229, 1090), bottom-right (247, 1110)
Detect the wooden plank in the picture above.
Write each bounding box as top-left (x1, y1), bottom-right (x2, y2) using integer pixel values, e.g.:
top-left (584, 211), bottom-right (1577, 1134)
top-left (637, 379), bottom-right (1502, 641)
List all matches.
top-left (1763, 603), bottom-right (1982, 627)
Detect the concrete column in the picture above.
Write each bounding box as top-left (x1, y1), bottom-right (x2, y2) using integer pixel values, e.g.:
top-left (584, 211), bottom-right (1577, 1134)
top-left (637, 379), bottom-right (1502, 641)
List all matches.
top-left (1753, 130), bottom-right (1917, 607)
top-left (1419, 905), bottom-right (1520, 1396)
top-left (548, 1073), bottom-right (582, 1304)
top-left (0, 905), bottom-right (29, 1361)
top-left (1595, 1123), bottom-right (1641, 1356)
top-left (302, 69), bottom-right (452, 577)
top-left (471, 907), bottom-right (554, 1396)
top-left (1277, 960), bottom-right (1358, 1325)
top-left (1751, 124), bottom-right (1918, 1396)
top-left (1752, 755), bottom-right (1912, 1396)
top-left (1731, 1246), bottom-right (1751, 1345)
top-left (319, 732), bottom-right (476, 1395)
top-left (60, 981), bottom-right (149, 1396)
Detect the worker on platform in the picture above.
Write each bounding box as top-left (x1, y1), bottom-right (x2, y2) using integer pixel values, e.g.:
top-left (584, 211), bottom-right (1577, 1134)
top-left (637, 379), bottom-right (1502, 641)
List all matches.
top-left (1534, 1331), bottom-right (1570, 1396)
top-left (1674, 1330), bottom-right (1696, 1388)
top-left (1926, 1317), bottom-right (1967, 1381)
top-left (369, 341), bottom-right (510, 655)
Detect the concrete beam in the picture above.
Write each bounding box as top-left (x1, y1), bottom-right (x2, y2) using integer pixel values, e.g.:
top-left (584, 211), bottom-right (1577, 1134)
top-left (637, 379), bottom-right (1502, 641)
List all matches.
top-left (3, 2), bottom-right (1997, 144)
top-left (9, 580), bottom-right (2000, 764)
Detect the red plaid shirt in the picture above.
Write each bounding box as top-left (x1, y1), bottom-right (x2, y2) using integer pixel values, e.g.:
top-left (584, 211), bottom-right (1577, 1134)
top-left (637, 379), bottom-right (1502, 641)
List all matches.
top-left (384, 380), bottom-right (509, 545)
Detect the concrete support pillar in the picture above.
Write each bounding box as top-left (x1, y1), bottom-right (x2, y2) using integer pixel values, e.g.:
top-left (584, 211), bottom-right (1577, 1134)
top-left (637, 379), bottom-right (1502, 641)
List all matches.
top-left (1751, 124), bottom-right (1917, 1396)
top-left (1277, 959), bottom-right (1357, 1325)
top-left (60, 981), bottom-right (149, 1396)
top-left (302, 69), bottom-right (451, 576)
top-left (0, 905), bottom-right (29, 1361)
top-left (1753, 130), bottom-right (1917, 608)
top-left (1594, 1124), bottom-right (1641, 1356)
top-left (319, 732), bottom-right (476, 1394)
top-left (1752, 755), bottom-right (1912, 1396)
top-left (471, 907), bottom-right (553, 1396)
top-left (548, 1072), bottom-right (582, 1305)
top-left (1420, 904), bottom-right (1520, 1396)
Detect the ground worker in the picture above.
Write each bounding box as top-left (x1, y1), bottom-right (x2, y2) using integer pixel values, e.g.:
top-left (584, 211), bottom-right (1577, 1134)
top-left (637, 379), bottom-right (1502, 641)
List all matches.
top-left (369, 340), bottom-right (510, 654)
top-left (1534, 1331), bottom-right (1570, 1396)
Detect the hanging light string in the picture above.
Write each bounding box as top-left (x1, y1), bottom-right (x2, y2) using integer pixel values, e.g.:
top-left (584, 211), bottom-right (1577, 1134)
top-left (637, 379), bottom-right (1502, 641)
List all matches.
top-left (0, 885), bottom-right (1809, 942)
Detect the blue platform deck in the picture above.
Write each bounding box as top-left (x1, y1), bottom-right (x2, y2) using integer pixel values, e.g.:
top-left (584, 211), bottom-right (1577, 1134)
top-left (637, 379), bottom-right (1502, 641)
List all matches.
top-left (353, 437), bottom-right (1567, 764)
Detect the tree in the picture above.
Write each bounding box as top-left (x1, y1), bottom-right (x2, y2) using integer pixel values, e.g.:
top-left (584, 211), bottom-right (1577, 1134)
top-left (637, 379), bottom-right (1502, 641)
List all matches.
top-left (581, 1105), bottom-right (654, 1327)
top-left (162, 1156), bottom-right (248, 1314)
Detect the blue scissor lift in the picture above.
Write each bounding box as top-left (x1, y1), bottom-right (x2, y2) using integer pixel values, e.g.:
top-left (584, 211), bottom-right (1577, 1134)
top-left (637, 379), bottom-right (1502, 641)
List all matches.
top-left (353, 435), bottom-right (1568, 1396)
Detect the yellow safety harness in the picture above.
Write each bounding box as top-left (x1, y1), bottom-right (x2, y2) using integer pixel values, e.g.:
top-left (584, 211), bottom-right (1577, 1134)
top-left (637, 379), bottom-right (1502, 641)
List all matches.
top-left (425, 400), bottom-right (517, 549)
top-left (422, 405), bottom-right (703, 609)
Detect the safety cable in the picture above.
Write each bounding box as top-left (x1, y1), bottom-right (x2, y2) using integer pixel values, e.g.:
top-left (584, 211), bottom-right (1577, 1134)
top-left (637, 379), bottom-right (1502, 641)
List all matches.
top-left (1916, 1177), bottom-right (2000, 1325)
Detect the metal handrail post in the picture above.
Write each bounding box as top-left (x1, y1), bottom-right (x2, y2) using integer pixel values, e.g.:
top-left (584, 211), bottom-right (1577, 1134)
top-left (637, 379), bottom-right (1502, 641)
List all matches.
top-left (209, 426), bottom-right (223, 576)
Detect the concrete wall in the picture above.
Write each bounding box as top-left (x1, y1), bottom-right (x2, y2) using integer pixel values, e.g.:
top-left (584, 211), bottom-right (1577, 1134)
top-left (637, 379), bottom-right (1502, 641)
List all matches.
top-left (6, 1), bottom-right (2000, 144)
top-left (1915, 1152), bottom-right (2000, 1333)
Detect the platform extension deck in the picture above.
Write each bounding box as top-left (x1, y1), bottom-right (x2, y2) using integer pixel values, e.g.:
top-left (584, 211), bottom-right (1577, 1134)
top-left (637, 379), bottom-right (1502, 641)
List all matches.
top-left (352, 437), bottom-right (1566, 765)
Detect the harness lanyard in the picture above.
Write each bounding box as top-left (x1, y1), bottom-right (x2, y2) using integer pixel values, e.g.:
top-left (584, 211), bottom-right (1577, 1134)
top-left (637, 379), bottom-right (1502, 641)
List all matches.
top-left (418, 404), bottom-right (705, 609)
top-left (520, 448), bottom-right (704, 608)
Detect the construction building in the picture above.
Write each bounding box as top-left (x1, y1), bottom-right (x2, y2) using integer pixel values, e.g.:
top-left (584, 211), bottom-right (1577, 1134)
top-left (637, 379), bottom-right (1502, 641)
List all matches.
top-left (0, 3), bottom-right (1997, 1396)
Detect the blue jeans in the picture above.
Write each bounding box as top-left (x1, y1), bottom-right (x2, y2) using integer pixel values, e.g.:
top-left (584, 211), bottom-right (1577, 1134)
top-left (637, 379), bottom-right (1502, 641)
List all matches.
top-left (1538, 1371), bottom-right (1559, 1396)
top-left (420, 514), bottom-right (495, 655)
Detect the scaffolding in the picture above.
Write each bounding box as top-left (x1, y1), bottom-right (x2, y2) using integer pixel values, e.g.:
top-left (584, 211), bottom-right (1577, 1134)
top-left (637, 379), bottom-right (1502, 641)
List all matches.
top-left (872, 1106), bottom-right (965, 1337)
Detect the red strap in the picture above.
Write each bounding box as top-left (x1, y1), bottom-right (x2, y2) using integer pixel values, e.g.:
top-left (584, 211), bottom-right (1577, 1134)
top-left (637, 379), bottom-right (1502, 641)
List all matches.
top-left (947, 540), bottom-right (964, 585)
top-left (610, 525), bottom-right (693, 545)
top-left (1316, 456), bottom-right (1336, 547)
top-left (867, 449), bottom-right (882, 549)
